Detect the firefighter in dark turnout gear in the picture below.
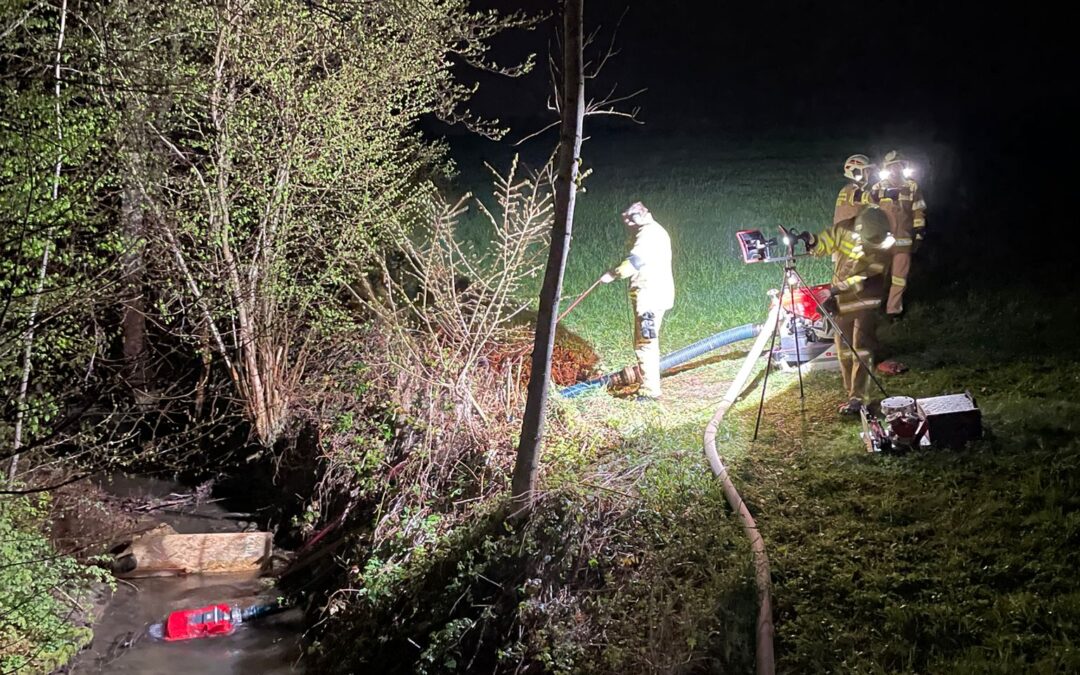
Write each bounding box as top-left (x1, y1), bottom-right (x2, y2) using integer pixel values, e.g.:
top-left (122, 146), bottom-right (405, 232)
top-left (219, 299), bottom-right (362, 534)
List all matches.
top-left (804, 205), bottom-right (893, 415)
top-left (869, 150), bottom-right (927, 316)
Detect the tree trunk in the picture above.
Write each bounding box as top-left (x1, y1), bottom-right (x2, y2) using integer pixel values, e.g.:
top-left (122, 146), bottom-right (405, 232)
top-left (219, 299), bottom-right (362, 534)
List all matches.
top-left (194, 318), bottom-right (211, 418)
top-left (121, 157), bottom-right (150, 406)
top-left (511, 0), bottom-right (584, 505)
top-left (9, 0), bottom-right (67, 481)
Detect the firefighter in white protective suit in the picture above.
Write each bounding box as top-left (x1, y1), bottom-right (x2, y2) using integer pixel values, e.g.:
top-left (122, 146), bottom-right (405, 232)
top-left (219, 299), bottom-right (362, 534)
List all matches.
top-left (600, 202), bottom-right (674, 400)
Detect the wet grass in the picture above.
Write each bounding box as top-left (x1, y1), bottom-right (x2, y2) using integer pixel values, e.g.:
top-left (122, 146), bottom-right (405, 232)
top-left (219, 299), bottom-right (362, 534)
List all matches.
top-left (735, 292), bottom-right (1080, 672)
top-left (453, 133), bottom-right (841, 368)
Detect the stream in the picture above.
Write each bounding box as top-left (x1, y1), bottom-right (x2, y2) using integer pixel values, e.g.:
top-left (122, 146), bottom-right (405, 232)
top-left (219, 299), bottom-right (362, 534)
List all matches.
top-left (66, 475), bottom-right (306, 674)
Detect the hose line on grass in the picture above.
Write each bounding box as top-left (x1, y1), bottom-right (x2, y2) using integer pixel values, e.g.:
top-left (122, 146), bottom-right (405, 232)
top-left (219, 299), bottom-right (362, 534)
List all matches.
top-left (560, 323), bottom-right (761, 398)
top-left (557, 306), bottom-right (776, 671)
top-left (702, 300), bottom-right (779, 675)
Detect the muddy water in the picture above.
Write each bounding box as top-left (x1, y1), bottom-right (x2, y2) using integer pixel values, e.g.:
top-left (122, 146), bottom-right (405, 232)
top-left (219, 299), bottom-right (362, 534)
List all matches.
top-left (67, 475), bottom-right (306, 674)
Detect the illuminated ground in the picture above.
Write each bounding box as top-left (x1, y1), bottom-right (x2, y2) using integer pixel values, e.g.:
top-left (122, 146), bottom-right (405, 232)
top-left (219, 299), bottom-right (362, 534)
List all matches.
top-left (446, 134), bottom-right (1080, 671)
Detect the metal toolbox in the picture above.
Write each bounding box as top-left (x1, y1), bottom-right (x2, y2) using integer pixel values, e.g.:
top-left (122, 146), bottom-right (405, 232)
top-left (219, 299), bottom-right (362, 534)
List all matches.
top-left (916, 392), bottom-right (983, 449)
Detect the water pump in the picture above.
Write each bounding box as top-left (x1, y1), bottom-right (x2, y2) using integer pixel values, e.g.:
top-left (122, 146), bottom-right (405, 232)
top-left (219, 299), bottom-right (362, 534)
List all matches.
top-left (860, 392), bottom-right (983, 452)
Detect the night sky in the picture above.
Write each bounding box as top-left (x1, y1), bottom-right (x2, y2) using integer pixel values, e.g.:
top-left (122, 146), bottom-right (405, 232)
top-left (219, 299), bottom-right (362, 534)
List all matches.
top-left (453, 0), bottom-right (1076, 279)
top-left (469, 0), bottom-right (1071, 130)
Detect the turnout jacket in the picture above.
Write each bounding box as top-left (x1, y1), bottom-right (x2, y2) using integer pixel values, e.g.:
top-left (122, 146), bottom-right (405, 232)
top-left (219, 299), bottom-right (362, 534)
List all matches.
top-left (610, 220), bottom-right (674, 311)
top-left (812, 221), bottom-right (889, 314)
top-left (868, 179), bottom-right (927, 249)
top-left (834, 183), bottom-right (870, 225)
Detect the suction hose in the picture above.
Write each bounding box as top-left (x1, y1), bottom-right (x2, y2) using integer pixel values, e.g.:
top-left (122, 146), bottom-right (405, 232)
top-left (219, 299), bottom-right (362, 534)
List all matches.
top-left (239, 602), bottom-right (289, 622)
top-left (560, 322), bottom-right (761, 398)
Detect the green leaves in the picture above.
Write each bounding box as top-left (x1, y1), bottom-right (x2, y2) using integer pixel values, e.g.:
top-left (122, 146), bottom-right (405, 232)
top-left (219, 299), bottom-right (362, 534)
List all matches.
top-left (0, 492), bottom-right (110, 673)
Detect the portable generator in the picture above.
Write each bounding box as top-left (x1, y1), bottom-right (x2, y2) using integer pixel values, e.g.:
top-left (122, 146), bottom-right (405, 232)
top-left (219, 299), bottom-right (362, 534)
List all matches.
top-left (860, 392), bottom-right (983, 453)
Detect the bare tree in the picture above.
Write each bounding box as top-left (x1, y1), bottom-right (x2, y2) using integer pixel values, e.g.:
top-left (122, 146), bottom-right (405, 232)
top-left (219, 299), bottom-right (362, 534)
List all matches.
top-left (128, 0), bottom-right (537, 449)
top-left (511, 0), bottom-right (585, 505)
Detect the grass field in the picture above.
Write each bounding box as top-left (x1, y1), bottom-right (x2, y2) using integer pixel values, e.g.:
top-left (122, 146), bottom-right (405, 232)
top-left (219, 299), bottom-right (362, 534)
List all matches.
top-left (452, 132), bottom-right (845, 367)
top-left (443, 132), bottom-right (1080, 672)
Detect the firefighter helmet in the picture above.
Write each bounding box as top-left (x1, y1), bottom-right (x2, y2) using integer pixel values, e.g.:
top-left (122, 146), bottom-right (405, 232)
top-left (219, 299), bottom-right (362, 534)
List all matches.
top-left (881, 150), bottom-right (915, 180)
top-left (882, 150), bottom-right (906, 168)
top-left (843, 154), bottom-right (873, 184)
top-left (853, 205), bottom-right (894, 249)
top-left (621, 201), bottom-right (651, 227)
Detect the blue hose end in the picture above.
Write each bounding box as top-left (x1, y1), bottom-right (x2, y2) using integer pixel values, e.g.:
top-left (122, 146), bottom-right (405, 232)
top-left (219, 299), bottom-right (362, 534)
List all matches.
top-left (560, 381), bottom-right (604, 399)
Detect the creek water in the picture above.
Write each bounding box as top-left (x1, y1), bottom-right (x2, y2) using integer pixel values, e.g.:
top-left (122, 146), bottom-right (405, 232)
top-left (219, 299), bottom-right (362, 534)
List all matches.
top-left (65, 475), bottom-right (305, 674)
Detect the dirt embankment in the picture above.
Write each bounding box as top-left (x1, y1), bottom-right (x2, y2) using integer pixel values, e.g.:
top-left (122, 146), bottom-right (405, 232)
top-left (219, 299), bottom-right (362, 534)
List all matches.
top-left (488, 324), bottom-right (600, 387)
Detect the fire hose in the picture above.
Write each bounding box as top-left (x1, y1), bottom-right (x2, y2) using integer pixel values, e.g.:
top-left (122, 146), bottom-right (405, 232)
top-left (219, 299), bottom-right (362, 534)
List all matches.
top-left (559, 322), bottom-right (762, 398)
top-left (560, 302), bottom-right (779, 672)
top-left (702, 300), bottom-right (780, 675)
top-left (559, 307), bottom-right (777, 671)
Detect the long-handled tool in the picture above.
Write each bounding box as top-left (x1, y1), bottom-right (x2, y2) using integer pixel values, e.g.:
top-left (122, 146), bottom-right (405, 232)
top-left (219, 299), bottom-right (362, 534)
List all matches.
top-left (557, 276), bottom-right (604, 323)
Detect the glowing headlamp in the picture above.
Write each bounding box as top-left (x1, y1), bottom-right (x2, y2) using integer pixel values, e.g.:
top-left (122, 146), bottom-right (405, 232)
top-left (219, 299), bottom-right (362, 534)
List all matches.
top-left (902, 167), bottom-right (915, 178)
top-left (878, 169), bottom-right (891, 181)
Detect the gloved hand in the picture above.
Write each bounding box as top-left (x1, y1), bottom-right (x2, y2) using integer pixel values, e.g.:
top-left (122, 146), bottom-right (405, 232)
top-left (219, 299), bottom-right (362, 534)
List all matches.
top-left (599, 271), bottom-right (616, 284)
top-left (812, 286), bottom-right (834, 302)
top-left (813, 286), bottom-right (840, 314)
top-left (825, 285), bottom-right (842, 315)
top-left (796, 230), bottom-right (817, 249)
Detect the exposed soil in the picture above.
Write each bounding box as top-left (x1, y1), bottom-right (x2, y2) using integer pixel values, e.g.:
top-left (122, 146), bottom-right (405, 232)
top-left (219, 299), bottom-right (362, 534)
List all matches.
top-left (489, 323), bottom-right (601, 387)
top-left (49, 477), bottom-right (155, 564)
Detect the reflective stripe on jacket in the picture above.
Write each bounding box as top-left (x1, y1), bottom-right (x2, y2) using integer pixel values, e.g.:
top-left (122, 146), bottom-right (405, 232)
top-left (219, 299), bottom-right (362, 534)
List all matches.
top-left (813, 221), bottom-right (888, 313)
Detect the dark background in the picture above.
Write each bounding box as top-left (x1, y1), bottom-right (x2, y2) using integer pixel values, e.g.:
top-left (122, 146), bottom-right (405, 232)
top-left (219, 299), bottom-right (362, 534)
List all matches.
top-left (435, 0), bottom-right (1078, 286)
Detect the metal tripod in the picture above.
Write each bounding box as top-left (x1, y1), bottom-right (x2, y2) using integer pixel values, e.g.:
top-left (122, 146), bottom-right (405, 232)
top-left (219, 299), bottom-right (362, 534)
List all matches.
top-left (751, 229), bottom-right (888, 441)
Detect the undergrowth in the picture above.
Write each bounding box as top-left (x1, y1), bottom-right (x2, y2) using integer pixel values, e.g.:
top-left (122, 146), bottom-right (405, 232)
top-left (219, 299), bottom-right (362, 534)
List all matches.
top-left (308, 403), bottom-right (758, 674)
top-left (0, 491), bottom-right (111, 674)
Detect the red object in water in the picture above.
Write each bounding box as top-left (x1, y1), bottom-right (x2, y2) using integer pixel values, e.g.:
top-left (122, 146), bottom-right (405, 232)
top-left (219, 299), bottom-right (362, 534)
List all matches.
top-left (163, 604), bottom-right (236, 641)
top-left (780, 284), bottom-right (828, 322)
